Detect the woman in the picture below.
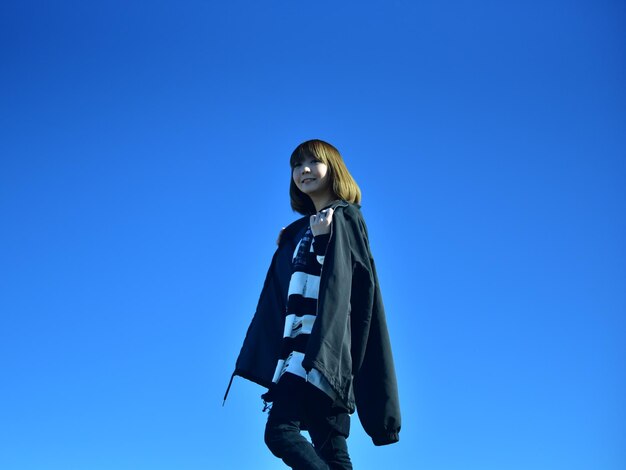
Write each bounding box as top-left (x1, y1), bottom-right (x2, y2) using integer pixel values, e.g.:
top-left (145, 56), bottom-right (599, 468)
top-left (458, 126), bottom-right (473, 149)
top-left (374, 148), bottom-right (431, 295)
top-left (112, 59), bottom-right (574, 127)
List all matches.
top-left (225, 139), bottom-right (401, 469)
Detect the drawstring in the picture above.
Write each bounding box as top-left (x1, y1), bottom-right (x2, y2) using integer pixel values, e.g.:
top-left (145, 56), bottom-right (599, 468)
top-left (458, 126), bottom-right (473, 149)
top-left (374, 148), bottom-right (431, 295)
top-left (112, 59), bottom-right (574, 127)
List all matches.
top-left (224, 373), bottom-right (273, 413)
top-left (222, 373), bottom-right (235, 406)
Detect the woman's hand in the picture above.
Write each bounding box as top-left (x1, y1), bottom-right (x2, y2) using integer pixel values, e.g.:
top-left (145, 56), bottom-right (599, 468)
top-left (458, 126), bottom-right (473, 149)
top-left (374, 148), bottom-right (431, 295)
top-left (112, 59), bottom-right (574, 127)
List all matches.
top-left (310, 208), bottom-right (334, 237)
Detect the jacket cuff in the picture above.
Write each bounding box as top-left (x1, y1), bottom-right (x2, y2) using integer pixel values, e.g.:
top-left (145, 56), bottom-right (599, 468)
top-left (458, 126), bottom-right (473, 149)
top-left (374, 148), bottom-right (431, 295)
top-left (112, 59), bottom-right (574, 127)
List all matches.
top-left (372, 430), bottom-right (400, 446)
top-left (312, 233), bottom-right (330, 255)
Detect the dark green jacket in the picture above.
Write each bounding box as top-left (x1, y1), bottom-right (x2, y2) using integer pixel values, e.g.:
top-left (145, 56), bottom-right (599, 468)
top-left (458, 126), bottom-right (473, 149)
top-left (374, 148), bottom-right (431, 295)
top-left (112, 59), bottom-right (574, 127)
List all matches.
top-left (225, 201), bottom-right (401, 445)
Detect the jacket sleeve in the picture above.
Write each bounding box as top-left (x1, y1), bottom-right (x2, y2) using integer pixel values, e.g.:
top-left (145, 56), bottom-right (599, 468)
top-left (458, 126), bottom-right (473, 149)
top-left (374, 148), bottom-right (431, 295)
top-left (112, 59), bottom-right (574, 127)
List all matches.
top-left (226, 217), bottom-right (308, 396)
top-left (348, 211), bottom-right (402, 446)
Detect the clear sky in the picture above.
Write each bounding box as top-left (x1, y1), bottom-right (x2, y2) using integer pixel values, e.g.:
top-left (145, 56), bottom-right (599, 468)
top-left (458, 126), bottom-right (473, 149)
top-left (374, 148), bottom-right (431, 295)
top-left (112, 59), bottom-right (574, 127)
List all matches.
top-left (1, 1), bottom-right (624, 469)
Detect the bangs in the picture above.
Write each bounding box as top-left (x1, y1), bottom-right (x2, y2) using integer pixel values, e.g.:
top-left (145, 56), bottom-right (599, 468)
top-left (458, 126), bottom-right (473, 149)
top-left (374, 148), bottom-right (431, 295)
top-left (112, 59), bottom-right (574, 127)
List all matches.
top-left (289, 142), bottom-right (326, 168)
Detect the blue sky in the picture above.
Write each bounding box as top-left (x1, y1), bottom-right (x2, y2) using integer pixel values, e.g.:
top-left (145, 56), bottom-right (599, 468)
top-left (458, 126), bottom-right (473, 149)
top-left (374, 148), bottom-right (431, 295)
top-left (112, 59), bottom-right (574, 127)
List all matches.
top-left (1, 1), bottom-right (624, 469)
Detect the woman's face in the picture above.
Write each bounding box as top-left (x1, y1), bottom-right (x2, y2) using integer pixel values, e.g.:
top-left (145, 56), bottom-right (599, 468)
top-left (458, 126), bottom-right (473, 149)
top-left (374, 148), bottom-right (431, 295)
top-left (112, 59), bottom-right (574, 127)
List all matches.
top-left (292, 155), bottom-right (332, 198)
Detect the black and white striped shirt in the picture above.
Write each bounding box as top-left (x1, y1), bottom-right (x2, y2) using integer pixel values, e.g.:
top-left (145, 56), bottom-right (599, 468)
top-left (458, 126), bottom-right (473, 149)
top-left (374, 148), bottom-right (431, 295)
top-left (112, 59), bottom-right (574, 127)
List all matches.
top-left (270, 226), bottom-right (337, 400)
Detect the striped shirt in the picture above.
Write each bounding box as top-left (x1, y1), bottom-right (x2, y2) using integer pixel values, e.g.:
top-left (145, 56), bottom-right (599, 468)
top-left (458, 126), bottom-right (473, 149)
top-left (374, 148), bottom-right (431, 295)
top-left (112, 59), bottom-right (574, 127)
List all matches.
top-left (271, 226), bottom-right (337, 400)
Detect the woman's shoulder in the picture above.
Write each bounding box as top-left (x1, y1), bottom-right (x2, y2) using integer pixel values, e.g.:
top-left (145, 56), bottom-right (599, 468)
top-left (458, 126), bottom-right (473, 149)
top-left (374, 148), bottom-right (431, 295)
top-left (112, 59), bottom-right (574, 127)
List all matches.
top-left (279, 215), bottom-right (309, 243)
top-left (335, 201), bottom-right (365, 223)
top-left (334, 201), bottom-right (370, 242)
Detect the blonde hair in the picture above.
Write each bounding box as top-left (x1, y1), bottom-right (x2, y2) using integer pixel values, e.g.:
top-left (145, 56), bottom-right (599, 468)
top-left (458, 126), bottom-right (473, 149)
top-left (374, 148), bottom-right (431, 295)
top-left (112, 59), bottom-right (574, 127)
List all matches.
top-left (289, 139), bottom-right (362, 215)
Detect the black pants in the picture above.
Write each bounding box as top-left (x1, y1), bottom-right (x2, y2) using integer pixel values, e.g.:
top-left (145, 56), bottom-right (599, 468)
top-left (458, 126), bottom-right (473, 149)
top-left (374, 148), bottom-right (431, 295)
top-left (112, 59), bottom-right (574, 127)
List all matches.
top-left (264, 374), bottom-right (353, 470)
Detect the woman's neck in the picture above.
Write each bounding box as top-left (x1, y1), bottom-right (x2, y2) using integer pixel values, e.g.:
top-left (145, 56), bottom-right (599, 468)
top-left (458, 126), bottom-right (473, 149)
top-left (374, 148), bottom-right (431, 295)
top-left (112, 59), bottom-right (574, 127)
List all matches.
top-left (310, 193), bottom-right (338, 213)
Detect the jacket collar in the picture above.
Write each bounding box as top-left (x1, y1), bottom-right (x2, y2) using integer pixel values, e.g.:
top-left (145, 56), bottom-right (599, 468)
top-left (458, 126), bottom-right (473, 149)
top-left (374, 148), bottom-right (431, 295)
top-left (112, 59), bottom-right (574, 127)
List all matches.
top-left (319, 199), bottom-right (350, 212)
top-left (280, 200), bottom-right (351, 245)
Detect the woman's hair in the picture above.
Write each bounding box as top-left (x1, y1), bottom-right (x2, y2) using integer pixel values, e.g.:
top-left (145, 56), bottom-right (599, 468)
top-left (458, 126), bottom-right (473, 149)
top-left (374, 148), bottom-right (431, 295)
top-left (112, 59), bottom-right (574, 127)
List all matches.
top-left (289, 139), bottom-right (362, 215)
